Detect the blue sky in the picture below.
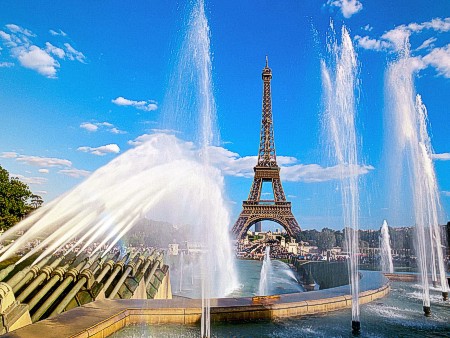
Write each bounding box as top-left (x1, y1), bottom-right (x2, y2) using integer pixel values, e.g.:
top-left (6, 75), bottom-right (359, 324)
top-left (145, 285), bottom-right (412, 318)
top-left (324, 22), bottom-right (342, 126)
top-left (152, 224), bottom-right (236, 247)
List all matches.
top-left (0, 0), bottom-right (449, 230)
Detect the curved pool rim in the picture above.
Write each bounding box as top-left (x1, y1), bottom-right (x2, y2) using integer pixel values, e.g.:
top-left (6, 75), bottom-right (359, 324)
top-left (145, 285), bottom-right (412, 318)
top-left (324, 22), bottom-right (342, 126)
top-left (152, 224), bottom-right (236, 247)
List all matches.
top-left (4, 270), bottom-right (390, 338)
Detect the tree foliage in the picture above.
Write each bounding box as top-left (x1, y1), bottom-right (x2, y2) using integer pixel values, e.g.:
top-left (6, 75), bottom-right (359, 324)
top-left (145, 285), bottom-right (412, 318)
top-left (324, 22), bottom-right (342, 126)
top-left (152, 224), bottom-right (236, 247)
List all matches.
top-left (296, 224), bottom-right (436, 254)
top-left (317, 228), bottom-right (337, 252)
top-left (0, 165), bottom-right (43, 231)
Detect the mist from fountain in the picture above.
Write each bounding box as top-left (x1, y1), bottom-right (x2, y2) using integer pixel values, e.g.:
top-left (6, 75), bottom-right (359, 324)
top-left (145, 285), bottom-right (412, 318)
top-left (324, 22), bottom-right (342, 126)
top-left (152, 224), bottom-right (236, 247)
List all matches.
top-left (380, 220), bottom-right (394, 273)
top-left (258, 246), bottom-right (273, 296)
top-left (0, 134), bottom-right (236, 290)
top-left (321, 23), bottom-right (361, 331)
top-left (385, 38), bottom-right (448, 313)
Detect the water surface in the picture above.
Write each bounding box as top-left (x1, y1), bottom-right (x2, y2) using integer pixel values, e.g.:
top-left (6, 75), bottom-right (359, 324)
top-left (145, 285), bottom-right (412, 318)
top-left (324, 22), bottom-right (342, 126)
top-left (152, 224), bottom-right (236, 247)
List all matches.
top-left (111, 280), bottom-right (450, 337)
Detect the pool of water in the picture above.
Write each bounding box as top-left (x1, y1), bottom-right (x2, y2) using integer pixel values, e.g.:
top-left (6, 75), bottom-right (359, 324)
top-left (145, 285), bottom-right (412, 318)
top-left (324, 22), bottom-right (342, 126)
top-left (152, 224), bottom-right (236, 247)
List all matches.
top-left (169, 258), bottom-right (304, 298)
top-left (110, 280), bottom-right (449, 337)
top-left (110, 268), bottom-right (450, 337)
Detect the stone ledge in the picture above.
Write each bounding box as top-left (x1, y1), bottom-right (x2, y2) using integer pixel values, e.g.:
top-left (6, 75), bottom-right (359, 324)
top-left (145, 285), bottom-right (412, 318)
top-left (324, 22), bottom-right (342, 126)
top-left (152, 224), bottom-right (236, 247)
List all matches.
top-left (2, 271), bottom-right (389, 338)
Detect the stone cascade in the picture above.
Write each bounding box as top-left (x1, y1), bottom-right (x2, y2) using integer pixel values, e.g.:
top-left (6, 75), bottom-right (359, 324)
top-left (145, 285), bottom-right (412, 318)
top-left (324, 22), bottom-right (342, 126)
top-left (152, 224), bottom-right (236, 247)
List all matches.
top-left (0, 248), bottom-right (171, 334)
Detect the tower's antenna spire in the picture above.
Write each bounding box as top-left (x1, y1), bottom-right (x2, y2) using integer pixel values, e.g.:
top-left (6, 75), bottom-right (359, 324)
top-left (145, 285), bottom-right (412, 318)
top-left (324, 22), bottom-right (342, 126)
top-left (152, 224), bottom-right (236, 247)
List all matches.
top-left (265, 55), bottom-right (269, 67)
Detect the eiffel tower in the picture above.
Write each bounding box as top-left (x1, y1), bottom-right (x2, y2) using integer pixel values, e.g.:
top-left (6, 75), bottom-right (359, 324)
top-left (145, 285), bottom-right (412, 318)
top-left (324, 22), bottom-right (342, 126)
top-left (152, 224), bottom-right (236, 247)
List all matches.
top-left (231, 58), bottom-right (301, 240)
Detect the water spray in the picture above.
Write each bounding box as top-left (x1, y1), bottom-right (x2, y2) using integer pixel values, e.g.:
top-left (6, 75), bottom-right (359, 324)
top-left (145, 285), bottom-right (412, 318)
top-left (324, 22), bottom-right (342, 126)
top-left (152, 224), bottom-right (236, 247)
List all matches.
top-left (322, 23), bottom-right (361, 334)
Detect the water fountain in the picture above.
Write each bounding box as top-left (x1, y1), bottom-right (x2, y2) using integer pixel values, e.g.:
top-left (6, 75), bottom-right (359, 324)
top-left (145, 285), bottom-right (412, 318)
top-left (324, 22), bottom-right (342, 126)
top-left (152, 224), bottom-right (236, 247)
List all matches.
top-left (321, 23), bottom-right (361, 334)
top-left (0, 0), bottom-right (238, 336)
top-left (385, 37), bottom-right (449, 314)
top-left (258, 246), bottom-right (273, 296)
top-left (380, 220), bottom-right (394, 273)
top-left (179, 250), bottom-right (184, 292)
top-left (0, 2), bottom-right (448, 337)
top-left (0, 135), bottom-right (237, 290)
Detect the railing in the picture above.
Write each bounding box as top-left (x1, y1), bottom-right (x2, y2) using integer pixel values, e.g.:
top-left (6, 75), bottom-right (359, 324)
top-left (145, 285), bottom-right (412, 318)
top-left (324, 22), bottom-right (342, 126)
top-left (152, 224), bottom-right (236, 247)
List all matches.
top-left (243, 200), bottom-right (291, 206)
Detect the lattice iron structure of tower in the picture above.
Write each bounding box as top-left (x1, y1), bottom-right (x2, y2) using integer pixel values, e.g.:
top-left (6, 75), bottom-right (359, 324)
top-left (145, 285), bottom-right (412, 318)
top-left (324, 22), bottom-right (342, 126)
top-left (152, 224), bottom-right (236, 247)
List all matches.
top-left (231, 58), bottom-right (301, 240)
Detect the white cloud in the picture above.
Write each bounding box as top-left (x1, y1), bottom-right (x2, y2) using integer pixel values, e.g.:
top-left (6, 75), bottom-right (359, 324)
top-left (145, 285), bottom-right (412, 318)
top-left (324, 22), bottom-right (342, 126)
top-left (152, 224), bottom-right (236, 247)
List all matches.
top-left (354, 35), bottom-right (390, 51)
top-left (38, 168), bottom-right (49, 174)
top-left (77, 144), bottom-right (120, 156)
top-left (406, 17), bottom-right (450, 33)
top-left (80, 122), bottom-right (99, 132)
top-left (49, 29), bottom-right (67, 37)
top-left (381, 26), bottom-right (410, 51)
top-left (362, 24), bottom-right (373, 32)
top-left (98, 122), bottom-right (113, 127)
top-left (416, 37), bottom-right (437, 51)
top-left (64, 43), bottom-right (86, 63)
top-left (326, 0), bottom-right (363, 19)
top-left (58, 168), bottom-right (91, 178)
top-left (6, 24), bottom-right (35, 37)
top-left (205, 145), bottom-right (373, 182)
top-left (16, 155), bottom-right (72, 167)
top-left (15, 45), bottom-right (59, 78)
top-left (355, 18), bottom-right (450, 78)
top-left (0, 151), bottom-right (18, 158)
top-left (112, 96), bottom-right (158, 111)
top-left (441, 191), bottom-right (450, 197)
top-left (0, 24), bottom-right (86, 77)
top-left (110, 127), bottom-right (126, 134)
top-left (422, 44), bottom-right (450, 78)
top-left (0, 61), bottom-right (14, 67)
top-left (203, 146), bottom-right (299, 178)
top-left (432, 152), bottom-right (450, 160)
top-left (128, 131), bottom-right (179, 146)
top-left (357, 17), bottom-right (450, 53)
top-left (128, 134), bottom-right (153, 146)
top-left (80, 121), bottom-right (126, 134)
top-left (207, 146), bottom-right (257, 177)
top-left (45, 42), bottom-right (65, 59)
top-left (151, 128), bottom-right (180, 134)
top-left (406, 55), bottom-right (427, 73)
top-left (127, 133), bottom-right (374, 183)
top-left (35, 190), bottom-right (47, 195)
top-left (281, 163), bottom-right (374, 182)
top-left (11, 174), bottom-right (47, 185)
top-left (0, 31), bottom-right (11, 41)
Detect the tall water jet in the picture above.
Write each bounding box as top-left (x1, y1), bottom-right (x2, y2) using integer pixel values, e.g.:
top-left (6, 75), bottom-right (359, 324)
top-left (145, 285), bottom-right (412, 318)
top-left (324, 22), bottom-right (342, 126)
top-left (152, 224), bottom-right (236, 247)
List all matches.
top-left (258, 246), bottom-right (273, 296)
top-left (321, 23), bottom-right (361, 333)
top-left (415, 96), bottom-right (448, 302)
top-left (380, 220), bottom-right (394, 273)
top-left (179, 250), bottom-right (184, 292)
top-left (161, 0), bottom-right (238, 336)
top-left (385, 37), bottom-right (448, 314)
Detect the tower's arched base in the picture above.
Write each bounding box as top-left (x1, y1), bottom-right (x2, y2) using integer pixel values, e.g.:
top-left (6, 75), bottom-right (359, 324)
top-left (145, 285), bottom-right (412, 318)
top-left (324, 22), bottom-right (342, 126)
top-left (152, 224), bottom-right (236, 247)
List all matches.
top-left (231, 202), bottom-right (301, 240)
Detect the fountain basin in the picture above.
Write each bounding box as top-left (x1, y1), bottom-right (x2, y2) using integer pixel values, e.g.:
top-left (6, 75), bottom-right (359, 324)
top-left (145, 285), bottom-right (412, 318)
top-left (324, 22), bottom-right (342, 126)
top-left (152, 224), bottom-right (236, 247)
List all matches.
top-left (4, 271), bottom-right (389, 337)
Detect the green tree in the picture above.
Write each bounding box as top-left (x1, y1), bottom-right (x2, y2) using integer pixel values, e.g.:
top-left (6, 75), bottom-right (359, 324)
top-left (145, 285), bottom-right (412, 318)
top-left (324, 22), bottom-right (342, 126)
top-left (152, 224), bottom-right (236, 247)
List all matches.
top-left (334, 230), bottom-right (344, 247)
top-left (298, 229), bottom-right (320, 246)
top-left (0, 165), bottom-right (42, 231)
top-left (359, 240), bottom-right (369, 249)
top-left (317, 228), bottom-right (336, 252)
top-left (30, 194), bottom-right (43, 209)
